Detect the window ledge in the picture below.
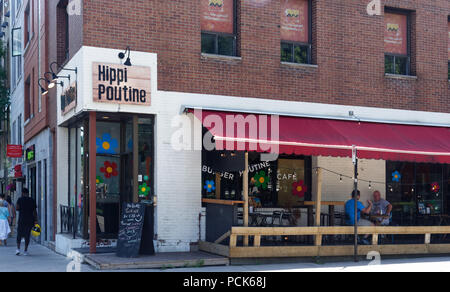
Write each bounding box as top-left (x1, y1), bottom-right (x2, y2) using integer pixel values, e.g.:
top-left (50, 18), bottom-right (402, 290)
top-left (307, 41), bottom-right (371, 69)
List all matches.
top-left (281, 62), bottom-right (318, 69)
top-left (201, 53), bottom-right (242, 62)
top-left (385, 73), bottom-right (417, 81)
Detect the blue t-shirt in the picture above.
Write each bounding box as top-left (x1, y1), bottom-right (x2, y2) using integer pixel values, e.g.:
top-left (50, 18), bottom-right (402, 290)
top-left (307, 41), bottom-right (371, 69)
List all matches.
top-left (345, 199), bottom-right (365, 225)
top-left (0, 206), bottom-right (9, 220)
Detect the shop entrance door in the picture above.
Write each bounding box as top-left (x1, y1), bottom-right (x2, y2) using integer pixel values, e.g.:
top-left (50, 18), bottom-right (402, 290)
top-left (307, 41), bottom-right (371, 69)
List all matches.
top-left (95, 119), bottom-right (134, 239)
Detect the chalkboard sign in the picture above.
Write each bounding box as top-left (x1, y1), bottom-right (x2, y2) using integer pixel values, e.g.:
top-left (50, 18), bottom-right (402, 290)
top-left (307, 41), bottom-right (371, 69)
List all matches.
top-left (116, 203), bottom-right (146, 258)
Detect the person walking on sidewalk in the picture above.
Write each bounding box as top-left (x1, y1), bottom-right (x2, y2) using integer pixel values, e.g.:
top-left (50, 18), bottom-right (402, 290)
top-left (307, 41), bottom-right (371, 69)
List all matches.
top-left (6, 196), bottom-right (16, 235)
top-left (0, 195), bottom-right (11, 246)
top-left (15, 188), bottom-right (37, 256)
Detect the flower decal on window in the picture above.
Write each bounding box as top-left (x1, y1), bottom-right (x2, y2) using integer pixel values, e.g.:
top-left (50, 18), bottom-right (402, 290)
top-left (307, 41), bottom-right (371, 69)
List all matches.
top-left (392, 171), bottom-right (401, 182)
top-left (96, 176), bottom-right (104, 185)
top-left (204, 180), bottom-right (216, 193)
top-left (100, 161), bottom-right (119, 179)
top-left (139, 183), bottom-right (150, 198)
top-left (96, 134), bottom-right (119, 154)
top-left (431, 182), bottom-right (440, 193)
top-left (292, 180), bottom-right (307, 198)
top-left (254, 171), bottom-right (269, 190)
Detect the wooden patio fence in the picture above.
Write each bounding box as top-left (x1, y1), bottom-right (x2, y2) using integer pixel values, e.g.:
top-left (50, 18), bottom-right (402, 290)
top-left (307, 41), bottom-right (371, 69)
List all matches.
top-left (199, 226), bottom-right (450, 258)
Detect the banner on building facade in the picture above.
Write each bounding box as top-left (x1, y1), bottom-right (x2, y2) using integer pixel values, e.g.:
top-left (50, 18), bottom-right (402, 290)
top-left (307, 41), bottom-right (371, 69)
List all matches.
top-left (280, 0), bottom-right (309, 43)
top-left (201, 0), bottom-right (234, 34)
top-left (93, 63), bottom-right (151, 106)
top-left (384, 13), bottom-right (408, 55)
top-left (7, 145), bottom-right (23, 158)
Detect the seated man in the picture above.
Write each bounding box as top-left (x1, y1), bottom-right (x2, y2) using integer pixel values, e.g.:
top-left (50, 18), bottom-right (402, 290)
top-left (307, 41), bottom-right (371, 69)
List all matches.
top-left (370, 190), bottom-right (392, 226)
top-left (345, 190), bottom-right (374, 244)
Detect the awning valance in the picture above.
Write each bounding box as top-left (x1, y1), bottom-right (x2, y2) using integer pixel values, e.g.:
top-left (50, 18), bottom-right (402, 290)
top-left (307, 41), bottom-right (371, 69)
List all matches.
top-left (190, 109), bottom-right (450, 164)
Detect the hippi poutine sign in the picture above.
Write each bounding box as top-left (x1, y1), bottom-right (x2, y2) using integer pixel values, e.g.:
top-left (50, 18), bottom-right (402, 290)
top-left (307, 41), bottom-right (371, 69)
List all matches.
top-left (92, 63), bottom-right (151, 106)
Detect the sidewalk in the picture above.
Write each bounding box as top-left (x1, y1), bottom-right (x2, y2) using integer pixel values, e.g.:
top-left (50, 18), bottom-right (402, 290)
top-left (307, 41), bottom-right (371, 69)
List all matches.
top-left (0, 237), bottom-right (93, 272)
top-left (2, 235), bottom-right (450, 272)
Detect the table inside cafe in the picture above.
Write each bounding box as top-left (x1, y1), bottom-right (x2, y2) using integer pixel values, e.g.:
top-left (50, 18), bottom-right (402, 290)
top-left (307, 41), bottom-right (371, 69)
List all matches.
top-left (294, 201), bottom-right (346, 226)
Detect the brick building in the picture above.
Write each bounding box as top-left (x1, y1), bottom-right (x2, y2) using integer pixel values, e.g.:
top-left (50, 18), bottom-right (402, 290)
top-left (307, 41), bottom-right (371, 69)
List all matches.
top-left (11, 0), bottom-right (450, 256)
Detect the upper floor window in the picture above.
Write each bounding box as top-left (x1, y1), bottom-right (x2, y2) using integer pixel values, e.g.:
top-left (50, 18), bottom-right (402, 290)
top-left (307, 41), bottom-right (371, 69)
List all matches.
top-left (201, 0), bottom-right (237, 56)
top-left (280, 0), bottom-right (311, 64)
top-left (384, 10), bottom-right (410, 75)
top-left (57, 0), bottom-right (69, 65)
top-left (24, 3), bottom-right (31, 46)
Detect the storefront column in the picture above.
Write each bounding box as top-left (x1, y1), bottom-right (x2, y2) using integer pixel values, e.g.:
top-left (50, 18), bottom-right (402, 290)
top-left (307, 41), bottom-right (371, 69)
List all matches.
top-left (315, 168), bottom-right (323, 246)
top-left (132, 115), bottom-right (139, 203)
top-left (243, 152), bottom-right (249, 246)
top-left (89, 112), bottom-right (97, 254)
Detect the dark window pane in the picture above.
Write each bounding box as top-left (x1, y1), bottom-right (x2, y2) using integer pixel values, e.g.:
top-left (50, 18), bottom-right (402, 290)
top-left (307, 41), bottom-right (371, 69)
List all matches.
top-left (395, 56), bottom-right (408, 75)
top-left (201, 33), bottom-right (216, 54)
top-left (294, 45), bottom-right (308, 64)
top-left (218, 35), bottom-right (235, 56)
top-left (448, 62), bottom-right (450, 80)
top-left (281, 43), bottom-right (293, 62)
top-left (385, 55), bottom-right (394, 74)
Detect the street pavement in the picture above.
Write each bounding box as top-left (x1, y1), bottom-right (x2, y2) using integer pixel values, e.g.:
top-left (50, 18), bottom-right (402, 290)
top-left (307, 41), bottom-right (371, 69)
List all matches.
top-left (1, 236), bottom-right (450, 272)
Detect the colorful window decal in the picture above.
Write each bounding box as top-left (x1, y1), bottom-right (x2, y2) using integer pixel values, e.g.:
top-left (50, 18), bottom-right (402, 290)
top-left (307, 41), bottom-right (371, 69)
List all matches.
top-left (281, 0), bottom-right (309, 43)
top-left (392, 171), bottom-right (401, 182)
top-left (96, 176), bottom-right (104, 185)
top-left (100, 161), bottom-right (119, 179)
top-left (204, 180), bottom-right (216, 193)
top-left (253, 171), bottom-right (269, 190)
top-left (139, 183), bottom-right (150, 198)
top-left (96, 133), bottom-right (119, 154)
top-left (431, 182), bottom-right (440, 193)
top-left (292, 180), bottom-right (307, 198)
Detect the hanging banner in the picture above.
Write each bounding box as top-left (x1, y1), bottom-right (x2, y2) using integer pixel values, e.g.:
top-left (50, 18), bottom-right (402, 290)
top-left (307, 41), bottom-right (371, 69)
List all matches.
top-left (7, 145), bottom-right (23, 158)
top-left (447, 21), bottom-right (450, 60)
top-left (384, 13), bottom-right (408, 55)
top-left (281, 0), bottom-right (309, 43)
top-left (201, 0), bottom-right (234, 34)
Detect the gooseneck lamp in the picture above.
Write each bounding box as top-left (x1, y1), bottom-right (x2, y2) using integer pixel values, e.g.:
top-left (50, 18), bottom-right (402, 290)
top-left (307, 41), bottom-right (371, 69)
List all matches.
top-left (118, 47), bottom-right (132, 66)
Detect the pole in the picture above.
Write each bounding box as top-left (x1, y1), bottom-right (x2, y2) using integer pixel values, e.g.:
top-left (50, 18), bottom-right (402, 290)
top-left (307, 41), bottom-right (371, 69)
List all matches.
top-left (89, 112), bottom-right (97, 254)
top-left (352, 146), bottom-right (358, 262)
top-left (315, 168), bottom-right (323, 247)
top-left (243, 152), bottom-right (249, 246)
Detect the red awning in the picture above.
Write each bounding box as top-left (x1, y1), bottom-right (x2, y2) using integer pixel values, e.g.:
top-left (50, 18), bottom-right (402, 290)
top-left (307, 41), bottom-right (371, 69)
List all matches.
top-left (190, 109), bottom-right (450, 164)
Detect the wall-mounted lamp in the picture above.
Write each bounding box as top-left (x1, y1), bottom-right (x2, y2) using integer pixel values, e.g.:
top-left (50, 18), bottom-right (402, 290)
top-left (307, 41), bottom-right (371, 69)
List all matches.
top-left (38, 78), bottom-right (49, 96)
top-left (118, 47), bottom-right (132, 66)
top-left (49, 62), bottom-right (78, 83)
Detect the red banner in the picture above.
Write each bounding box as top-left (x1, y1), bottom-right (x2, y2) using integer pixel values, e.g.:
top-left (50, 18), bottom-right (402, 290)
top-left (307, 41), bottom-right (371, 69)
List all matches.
top-left (384, 13), bottom-right (408, 55)
top-left (447, 21), bottom-right (450, 60)
top-left (281, 0), bottom-right (309, 43)
top-left (7, 145), bottom-right (23, 158)
top-left (201, 0), bottom-right (234, 34)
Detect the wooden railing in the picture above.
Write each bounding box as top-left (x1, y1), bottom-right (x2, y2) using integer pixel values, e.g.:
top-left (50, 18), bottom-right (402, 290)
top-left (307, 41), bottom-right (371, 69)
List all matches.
top-left (199, 226), bottom-right (450, 258)
top-left (230, 226), bottom-right (450, 247)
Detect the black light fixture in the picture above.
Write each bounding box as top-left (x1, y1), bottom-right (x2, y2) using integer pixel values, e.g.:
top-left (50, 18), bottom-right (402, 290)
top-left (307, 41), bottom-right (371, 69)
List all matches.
top-left (38, 78), bottom-right (49, 96)
top-left (118, 47), bottom-right (132, 66)
top-left (49, 62), bottom-right (78, 83)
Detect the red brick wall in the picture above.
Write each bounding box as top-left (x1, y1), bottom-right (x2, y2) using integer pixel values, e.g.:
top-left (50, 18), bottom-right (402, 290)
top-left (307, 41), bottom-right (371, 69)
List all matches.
top-left (23, 0), bottom-right (46, 142)
top-left (82, 0), bottom-right (450, 113)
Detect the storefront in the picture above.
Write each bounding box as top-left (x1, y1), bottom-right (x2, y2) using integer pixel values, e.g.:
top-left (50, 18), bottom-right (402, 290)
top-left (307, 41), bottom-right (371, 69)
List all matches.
top-left (54, 46), bottom-right (450, 258)
top-left (55, 47), bottom-right (159, 255)
top-left (191, 108), bottom-right (450, 259)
